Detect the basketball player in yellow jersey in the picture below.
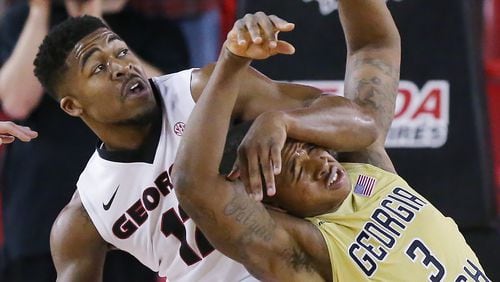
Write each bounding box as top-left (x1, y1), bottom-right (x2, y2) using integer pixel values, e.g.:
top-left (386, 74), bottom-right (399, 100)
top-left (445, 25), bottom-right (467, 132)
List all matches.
top-left (173, 0), bottom-right (489, 281)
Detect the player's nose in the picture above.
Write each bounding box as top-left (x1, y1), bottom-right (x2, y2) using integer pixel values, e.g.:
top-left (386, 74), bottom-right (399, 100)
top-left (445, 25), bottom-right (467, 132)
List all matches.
top-left (313, 157), bottom-right (329, 180)
top-left (110, 59), bottom-right (131, 80)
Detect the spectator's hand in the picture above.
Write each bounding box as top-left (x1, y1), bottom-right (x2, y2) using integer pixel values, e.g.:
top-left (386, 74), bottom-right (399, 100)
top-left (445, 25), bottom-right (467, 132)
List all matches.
top-left (65, 0), bottom-right (102, 18)
top-left (226, 12), bottom-right (295, 60)
top-left (0, 121), bottom-right (38, 145)
top-left (227, 112), bottom-right (286, 200)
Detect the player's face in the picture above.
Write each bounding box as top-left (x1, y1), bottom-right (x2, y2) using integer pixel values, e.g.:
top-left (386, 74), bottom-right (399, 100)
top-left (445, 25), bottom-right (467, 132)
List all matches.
top-left (58, 28), bottom-right (157, 126)
top-left (271, 141), bottom-right (351, 217)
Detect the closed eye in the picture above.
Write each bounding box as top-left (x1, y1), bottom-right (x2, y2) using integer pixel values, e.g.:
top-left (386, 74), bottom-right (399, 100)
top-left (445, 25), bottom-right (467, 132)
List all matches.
top-left (305, 143), bottom-right (315, 153)
top-left (291, 153), bottom-right (304, 183)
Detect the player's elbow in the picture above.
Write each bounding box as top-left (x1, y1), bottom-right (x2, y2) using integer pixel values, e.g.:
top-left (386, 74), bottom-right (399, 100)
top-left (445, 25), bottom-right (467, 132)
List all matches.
top-left (172, 171), bottom-right (196, 202)
top-left (360, 114), bottom-right (379, 145)
top-left (172, 171), bottom-right (186, 191)
top-left (345, 113), bottom-right (379, 149)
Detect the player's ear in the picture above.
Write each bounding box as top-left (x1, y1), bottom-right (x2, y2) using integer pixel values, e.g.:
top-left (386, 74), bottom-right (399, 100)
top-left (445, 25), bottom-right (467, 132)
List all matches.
top-left (60, 96), bottom-right (83, 117)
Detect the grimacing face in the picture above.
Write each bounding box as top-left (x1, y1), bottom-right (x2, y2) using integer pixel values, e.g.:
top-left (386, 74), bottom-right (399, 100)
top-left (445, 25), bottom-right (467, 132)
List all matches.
top-left (57, 28), bottom-right (157, 126)
top-left (269, 141), bottom-right (351, 218)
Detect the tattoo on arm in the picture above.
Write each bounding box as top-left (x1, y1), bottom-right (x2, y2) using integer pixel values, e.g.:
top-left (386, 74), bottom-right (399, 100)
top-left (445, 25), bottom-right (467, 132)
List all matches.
top-left (224, 193), bottom-right (276, 242)
top-left (223, 193), bottom-right (317, 275)
top-left (357, 58), bottom-right (399, 78)
top-left (347, 58), bottom-right (400, 133)
top-left (223, 192), bottom-right (277, 260)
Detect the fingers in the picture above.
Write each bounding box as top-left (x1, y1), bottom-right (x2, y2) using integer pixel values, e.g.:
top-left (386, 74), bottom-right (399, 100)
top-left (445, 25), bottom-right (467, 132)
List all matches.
top-left (244, 13), bottom-right (262, 44)
top-left (234, 20), bottom-right (249, 46)
top-left (246, 153), bottom-right (263, 201)
top-left (258, 145), bottom-right (276, 197)
top-left (0, 121), bottom-right (38, 143)
top-left (0, 135), bottom-right (15, 145)
top-left (239, 12), bottom-right (294, 45)
top-left (226, 12), bottom-right (295, 59)
top-left (227, 162), bottom-right (241, 181)
top-left (235, 146), bottom-right (264, 201)
top-left (234, 143), bottom-right (284, 200)
top-left (275, 40), bottom-right (296, 55)
top-left (269, 15), bottom-right (295, 32)
top-left (234, 151), bottom-right (252, 196)
top-left (255, 12), bottom-right (277, 48)
top-left (270, 144), bottom-right (282, 175)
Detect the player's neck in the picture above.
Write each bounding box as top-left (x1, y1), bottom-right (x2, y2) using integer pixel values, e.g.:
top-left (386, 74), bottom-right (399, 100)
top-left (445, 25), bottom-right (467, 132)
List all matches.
top-left (93, 110), bottom-right (161, 152)
top-left (101, 127), bottom-right (152, 151)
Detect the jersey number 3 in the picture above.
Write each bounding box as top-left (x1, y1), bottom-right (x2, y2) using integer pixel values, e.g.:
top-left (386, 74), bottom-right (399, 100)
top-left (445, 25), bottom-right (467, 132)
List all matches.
top-left (406, 239), bottom-right (445, 281)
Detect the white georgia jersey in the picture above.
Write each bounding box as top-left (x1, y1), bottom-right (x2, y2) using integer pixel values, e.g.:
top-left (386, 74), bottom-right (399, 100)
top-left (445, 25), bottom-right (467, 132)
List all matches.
top-left (77, 69), bottom-right (256, 281)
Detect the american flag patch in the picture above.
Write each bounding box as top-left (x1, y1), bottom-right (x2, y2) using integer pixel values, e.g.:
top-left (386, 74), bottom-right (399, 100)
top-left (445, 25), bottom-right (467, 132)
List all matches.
top-left (354, 175), bottom-right (377, 197)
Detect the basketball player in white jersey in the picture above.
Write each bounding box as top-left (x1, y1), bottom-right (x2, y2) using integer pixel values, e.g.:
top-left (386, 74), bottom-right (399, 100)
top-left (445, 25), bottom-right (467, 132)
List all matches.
top-left (32, 11), bottom-right (377, 281)
top-left (174, 0), bottom-right (489, 281)
top-left (0, 121), bottom-right (37, 145)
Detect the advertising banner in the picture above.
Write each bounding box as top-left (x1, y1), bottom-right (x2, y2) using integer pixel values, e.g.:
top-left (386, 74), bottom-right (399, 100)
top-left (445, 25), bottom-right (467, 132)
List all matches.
top-left (239, 0), bottom-right (495, 227)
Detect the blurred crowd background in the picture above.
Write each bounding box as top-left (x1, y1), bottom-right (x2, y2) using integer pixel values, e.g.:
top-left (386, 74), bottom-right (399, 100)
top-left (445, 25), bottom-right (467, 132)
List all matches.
top-left (0, 0), bottom-right (498, 281)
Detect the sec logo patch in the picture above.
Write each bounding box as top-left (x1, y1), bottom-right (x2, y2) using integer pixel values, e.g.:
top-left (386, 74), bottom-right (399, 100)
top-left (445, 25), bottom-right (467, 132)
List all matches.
top-left (174, 122), bottom-right (185, 136)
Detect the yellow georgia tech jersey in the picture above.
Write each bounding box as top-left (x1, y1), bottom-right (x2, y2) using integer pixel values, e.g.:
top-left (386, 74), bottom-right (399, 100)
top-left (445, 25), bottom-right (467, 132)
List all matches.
top-left (307, 163), bottom-right (489, 282)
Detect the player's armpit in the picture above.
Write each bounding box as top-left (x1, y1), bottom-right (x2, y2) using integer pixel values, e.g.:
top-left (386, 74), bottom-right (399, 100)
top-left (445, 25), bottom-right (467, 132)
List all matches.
top-left (339, 141), bottom-right (397, 174)
top-left (50, 193), bottom-right (107, 282)
top-left (175, 177), bottom-right (327, 281)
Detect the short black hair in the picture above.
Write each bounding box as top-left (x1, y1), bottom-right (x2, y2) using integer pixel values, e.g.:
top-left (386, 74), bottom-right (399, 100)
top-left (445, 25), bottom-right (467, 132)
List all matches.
top-left (34, 15), bottom-right (107, 100)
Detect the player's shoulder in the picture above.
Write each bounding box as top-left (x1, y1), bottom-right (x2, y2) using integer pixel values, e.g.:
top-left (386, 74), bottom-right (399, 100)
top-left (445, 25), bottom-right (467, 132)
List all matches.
top-left (51, 192), bottom-right (108, 278)
top-left (190, 63), bottom-right (275, 98)
top-left (51, 192), bottom-right (107, 253)
top-left (339, 141), bottom-right (397, 175)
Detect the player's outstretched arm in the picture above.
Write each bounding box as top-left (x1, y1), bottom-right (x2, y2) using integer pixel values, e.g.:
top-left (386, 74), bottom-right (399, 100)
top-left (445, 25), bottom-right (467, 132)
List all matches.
top-left (0, 121), bottom-right (38, 145)
top-left (174, 20), bottom-right (327, 280)
top-left (192, 12), bottom-right (379, 200)
top-left (339, 0), bottom-right (401, 173)
top-left (51, 193), bottom-right (107, 282)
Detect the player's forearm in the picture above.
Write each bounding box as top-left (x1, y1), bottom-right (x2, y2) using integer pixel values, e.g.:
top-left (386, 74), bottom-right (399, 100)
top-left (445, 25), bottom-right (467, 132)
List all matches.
top-left (0, 6), bottom-right (49, 119)
top-left (270, 95), bottom-right (378, 151)
top-left (338, 0), bottom-right (400, 54)
top-left (339, 0), bottom-right (401, 136)
top-left (173, 48), bottom-right (255, 258)
top-left (174, 48), bottom-right (251, 186)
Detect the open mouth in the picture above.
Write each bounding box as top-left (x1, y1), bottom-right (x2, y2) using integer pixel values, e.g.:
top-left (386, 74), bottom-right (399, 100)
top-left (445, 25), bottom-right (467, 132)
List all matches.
top-left (326, 166), bottom-right (344, 190)
top-left (122, 77), bottom-right (147, 97)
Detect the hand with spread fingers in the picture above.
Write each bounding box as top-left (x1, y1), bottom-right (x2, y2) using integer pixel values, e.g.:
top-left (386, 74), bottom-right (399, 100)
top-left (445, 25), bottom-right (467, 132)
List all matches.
top-left (225, 12), bottom-right (296, 60)
top-left (224, 12), bottom-right (296, 200)
top-left (227, 112), bottom-right (286, 201)
top-left (0, 121), bottom-right (38, 145)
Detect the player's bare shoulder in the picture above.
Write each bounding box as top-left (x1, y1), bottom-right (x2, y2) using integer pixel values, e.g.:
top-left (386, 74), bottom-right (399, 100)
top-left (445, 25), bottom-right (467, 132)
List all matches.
top-left (190, 64), bottom-right (215, 102)
top-left (50, 191), bottom-right (108, 280)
